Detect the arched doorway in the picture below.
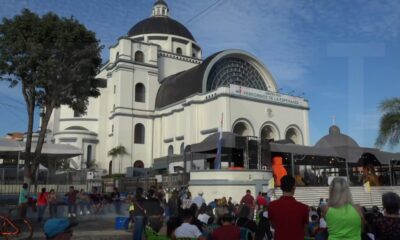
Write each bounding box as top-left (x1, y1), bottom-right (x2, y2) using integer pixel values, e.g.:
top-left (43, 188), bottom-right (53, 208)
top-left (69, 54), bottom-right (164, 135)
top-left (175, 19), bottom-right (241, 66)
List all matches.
top-left (133, 160), bottom-right (144, 168)
top-left (260, 124), bottom-right (278, 140)
top-left (285, 126), bottom-right (303, 144)
top-left (232, 121), bottom-right (253, 136)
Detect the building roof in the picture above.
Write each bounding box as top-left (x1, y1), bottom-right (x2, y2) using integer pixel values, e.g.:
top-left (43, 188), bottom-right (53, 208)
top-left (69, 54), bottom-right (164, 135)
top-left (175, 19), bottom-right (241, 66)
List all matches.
top-left (127, 16), bottom-right (195, 41)
top-left (315, 125), bottom-right (360, 148)
top-left (155, 52), bottom-right (221, 109)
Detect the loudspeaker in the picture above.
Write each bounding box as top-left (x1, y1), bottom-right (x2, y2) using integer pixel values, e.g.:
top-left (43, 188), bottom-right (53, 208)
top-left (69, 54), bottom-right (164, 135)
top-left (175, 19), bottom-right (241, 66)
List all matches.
top-left (248, 140), bottom-right (258, 169)
top-left (261, 139), bottom-right (271, 166)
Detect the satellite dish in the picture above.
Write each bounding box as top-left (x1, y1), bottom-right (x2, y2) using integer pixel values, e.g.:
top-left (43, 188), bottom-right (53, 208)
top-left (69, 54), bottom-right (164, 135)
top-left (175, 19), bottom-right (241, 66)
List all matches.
top-left (70, 159), bottom-right (79, 169)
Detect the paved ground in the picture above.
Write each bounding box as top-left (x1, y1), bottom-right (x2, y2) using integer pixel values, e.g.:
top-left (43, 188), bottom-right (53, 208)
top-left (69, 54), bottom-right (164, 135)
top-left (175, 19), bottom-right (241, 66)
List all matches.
top-left (0, 198), bottom-right (133, 240)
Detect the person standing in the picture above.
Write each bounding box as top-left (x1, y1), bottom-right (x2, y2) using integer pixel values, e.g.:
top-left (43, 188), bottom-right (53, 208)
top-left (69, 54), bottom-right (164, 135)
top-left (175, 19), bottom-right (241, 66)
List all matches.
top-left (268, 175), bottom-right (309, 240)
top-left (77, 189), bottom-right (90, 215)
top-left (111, 187), bottom-right (121, 214)
top-left (145, 188), bottom-right (164, 233)
top-left (65, 186), bottom-right (78, 218)
top-left (132, 187), bottom-right (147, 240)
top-left (167, 190), bottom-right (181, 218)
top-left (47, 189), bottom-right (58, 218)
top-left (240, 189), bottom-right (255, 219)
top-left (181, 191), bottom-right (192, 210)
top-left (37, 188), bottom-right (48, 222)
top-left (18, 183), bottom-right (29, 219)
top-left (321, 177), bottom-right (362, 240)
top-left (192, 191), bottom-right (205, 208)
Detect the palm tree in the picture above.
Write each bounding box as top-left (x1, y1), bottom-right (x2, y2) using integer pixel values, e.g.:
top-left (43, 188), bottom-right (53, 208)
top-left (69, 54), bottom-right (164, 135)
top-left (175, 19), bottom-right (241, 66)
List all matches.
top-left (376, 98), bottom-right (400, 148)
top-left (108, 145), bottom-right (128, 173)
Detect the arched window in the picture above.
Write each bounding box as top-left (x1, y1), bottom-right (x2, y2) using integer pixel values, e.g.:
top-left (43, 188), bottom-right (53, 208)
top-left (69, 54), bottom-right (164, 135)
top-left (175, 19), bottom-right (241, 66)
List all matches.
top-left (167, 145), bottom-right (174, 165)
top-left (134, 160), bottom-right (144, 168)
top-left (86, 145), bottom-right (92, 165)
top-left (134, 123), bottom-right (145, 144)
top-left (134, 51), bottom-right (144, 63)
top-left (135, 83), bottom-right (145, 103)
top-left (176, 47), bottom-right (182, 55)
top-left (180, 143), bottom-right (184, 154)
top-left (168, 145), bottom-right (174, 156)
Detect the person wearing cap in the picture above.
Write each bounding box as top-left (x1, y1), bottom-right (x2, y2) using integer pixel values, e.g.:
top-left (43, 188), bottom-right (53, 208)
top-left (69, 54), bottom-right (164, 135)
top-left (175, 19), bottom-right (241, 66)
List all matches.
top-left (44, 218), bottom-right (77, 240)
top-left (192, 191), bottom-right (205, 208)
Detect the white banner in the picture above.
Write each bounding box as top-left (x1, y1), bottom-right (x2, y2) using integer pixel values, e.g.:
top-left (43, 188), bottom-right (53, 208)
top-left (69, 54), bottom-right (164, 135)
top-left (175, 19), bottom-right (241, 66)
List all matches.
top-left (229, 84), bottom-right (308, 108)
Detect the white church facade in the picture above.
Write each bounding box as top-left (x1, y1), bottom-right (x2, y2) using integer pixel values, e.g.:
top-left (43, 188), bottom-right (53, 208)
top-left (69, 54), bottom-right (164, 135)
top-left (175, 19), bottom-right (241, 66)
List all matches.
top-left (46, 0), bottom-right (310, 174)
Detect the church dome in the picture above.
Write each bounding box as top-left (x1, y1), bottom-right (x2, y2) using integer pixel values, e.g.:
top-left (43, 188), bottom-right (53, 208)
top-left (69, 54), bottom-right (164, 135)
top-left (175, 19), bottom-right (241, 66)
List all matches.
top-left (315, 125), bottom-right (359, 148)
top-left (127, 0), bottom-right (195, 41)
top-left (127, 17), bottom-right (195, 41)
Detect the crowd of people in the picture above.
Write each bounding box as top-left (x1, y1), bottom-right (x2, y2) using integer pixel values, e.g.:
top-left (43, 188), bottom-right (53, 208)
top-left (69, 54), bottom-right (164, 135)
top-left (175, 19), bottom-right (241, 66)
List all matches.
top-left (18, 177), bottom-right (400, 240)
top-left (129, 186), bottom-right (273, 240)
top-left (18, 183), bottom-right (122, 222)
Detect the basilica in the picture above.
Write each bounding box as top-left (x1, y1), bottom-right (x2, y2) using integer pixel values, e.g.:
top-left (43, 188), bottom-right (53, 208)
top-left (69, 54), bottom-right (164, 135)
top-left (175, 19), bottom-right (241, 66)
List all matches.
top-left (46, 0), bottom-right (310, 174)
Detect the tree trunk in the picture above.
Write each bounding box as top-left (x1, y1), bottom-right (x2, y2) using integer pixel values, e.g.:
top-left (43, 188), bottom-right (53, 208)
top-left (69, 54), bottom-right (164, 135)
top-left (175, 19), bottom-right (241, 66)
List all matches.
top-left (31, 104), bottom-right (54, 192)
top-left (22, 85), bottom-right (35, 187)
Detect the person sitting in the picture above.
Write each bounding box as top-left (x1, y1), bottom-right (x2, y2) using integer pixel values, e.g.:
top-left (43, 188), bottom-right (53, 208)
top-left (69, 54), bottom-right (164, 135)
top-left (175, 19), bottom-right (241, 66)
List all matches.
top-left (197, 203), bottom-right (210, 225)
top-left (307, 214), bottom-right (319, 237)
top-left (371, 192), bottom-right (400, 240)
top-left (43, 218), bottom-right (78, 240)
top-left (211, 214), bottom-right (240, 240)
top-left (174, 209), bottom-right (206, 240)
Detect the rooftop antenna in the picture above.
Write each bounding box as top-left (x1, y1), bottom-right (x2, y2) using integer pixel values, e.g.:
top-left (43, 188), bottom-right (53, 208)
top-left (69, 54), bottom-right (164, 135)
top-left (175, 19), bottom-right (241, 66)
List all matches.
top-left (332, 115), bottom-right (336, 125)
top-left (288, 90), bottom-right (295, 95)
top-left (297, 92), bottom-right (305, 97)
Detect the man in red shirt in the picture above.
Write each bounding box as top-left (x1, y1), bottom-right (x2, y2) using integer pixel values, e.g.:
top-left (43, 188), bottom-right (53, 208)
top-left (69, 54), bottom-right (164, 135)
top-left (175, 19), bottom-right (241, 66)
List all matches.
top-left (268, 175), bottom-right (309, 240)
top-left (256, 191), bottom-right (268, 207)
top-left (240, 189), bottom-right (255, 219)
top-left (211, 214), bottom-right (240, 240)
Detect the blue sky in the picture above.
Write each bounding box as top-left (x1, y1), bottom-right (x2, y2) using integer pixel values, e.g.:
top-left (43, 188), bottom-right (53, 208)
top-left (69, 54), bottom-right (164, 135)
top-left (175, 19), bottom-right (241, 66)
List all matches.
top-left (0, 0), bottom-right (399, 151)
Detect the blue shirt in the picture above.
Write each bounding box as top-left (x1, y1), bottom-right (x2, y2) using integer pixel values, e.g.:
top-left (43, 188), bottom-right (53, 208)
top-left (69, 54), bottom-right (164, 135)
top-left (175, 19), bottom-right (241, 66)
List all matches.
top-left (19, 188), bottom-right (28, 204)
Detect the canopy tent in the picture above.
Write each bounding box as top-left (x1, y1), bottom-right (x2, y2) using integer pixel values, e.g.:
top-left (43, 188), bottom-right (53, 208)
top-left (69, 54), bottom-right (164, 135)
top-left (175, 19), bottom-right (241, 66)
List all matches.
top-left (188, 130), bottom-right (400, 167)
top-left (190, 132), bottom-right (245, 153)
top-left (0, 138), bottom-right (83, 160)
top-left (269, 143), bottom-right (400, 165)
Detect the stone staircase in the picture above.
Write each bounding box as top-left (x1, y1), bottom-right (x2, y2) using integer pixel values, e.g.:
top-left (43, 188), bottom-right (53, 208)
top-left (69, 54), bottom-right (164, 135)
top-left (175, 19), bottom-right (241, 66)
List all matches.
top-left (274, 186), bottom-right (400, 208)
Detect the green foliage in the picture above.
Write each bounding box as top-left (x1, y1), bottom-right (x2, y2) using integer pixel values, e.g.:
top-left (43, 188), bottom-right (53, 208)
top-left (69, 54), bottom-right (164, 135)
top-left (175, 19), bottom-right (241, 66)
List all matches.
top-left (376, 98), bottom-right (400, 148)
top-left (87, 159), bottom-right (98, 169)
top-left (0, 9), bottom-right (102, 182)
top-left (108, 145), bottom-right (128, 157)
top-left (0, 9), bottom-right (102, 112)
top-left (101, 173), bottom-right (125, 179)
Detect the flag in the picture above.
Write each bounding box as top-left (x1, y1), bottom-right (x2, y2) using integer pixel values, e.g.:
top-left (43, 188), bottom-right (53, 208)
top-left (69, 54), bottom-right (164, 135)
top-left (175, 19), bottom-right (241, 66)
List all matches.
top-left (268, 177), bottom-right (275, 189)
top-left (214, 113), bottom-right (223, 169)
top-left (363, 181), bottom-right (371, 193)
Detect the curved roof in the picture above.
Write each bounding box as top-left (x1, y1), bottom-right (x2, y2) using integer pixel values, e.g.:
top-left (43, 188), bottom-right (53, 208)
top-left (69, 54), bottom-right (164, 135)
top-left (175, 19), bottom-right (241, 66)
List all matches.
top-left (155, 50), bottom-right (278, 109)
top-left (315, 125), bottom-right (360, 148)
top-left (127, 17), bottom-right (195, 41)
top-left (155, 52), bottom-right (221, 108)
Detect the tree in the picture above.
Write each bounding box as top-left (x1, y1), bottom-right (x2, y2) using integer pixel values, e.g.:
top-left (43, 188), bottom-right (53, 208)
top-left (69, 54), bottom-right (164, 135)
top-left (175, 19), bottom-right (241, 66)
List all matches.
top-left (108, 145), bottom-right (128, 173)
top-left (376, 98), bottom-right (400, 148)
top-left (0, 9), bottom-right (102, 185)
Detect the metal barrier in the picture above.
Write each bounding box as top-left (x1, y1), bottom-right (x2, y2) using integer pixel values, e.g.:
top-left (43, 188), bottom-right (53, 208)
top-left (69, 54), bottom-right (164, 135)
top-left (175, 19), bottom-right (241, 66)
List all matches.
top-left (0, 180), bottom-right (102, 194)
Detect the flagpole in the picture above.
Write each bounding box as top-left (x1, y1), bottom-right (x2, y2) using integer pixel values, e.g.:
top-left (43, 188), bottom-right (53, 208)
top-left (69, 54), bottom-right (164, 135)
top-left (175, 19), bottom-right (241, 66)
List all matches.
top-left (214, 113), bottom-right (223, 169)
